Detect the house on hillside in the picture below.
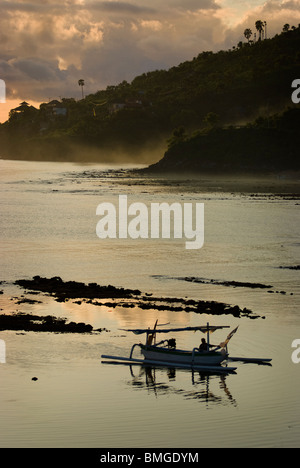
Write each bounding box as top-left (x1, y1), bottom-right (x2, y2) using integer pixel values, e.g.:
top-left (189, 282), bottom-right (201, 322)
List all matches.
top-left (108, 99), bottom-right (145, 114)
top-left (12, 101), bottom-right (37, 113)
top-left (38, 100), bottom-right (68, 133)
top-left (9, 101), bottom-right (38, 120)
top-left (42, 100), bottom-right (67, 117)
top-left (108, 102), bottom-right (126, 114)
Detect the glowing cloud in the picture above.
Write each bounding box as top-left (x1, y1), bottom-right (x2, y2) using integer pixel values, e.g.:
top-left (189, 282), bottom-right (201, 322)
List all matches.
top-left (0, 0), bottom-right (299, 122)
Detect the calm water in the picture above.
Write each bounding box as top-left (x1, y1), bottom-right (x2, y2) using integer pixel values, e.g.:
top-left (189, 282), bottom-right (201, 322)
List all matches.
top-left (0, 159), bottom-right (299, 448)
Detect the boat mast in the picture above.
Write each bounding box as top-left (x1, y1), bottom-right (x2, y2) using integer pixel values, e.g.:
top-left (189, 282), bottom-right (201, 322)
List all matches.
top-left (207, 322), bottom-right (210, 349)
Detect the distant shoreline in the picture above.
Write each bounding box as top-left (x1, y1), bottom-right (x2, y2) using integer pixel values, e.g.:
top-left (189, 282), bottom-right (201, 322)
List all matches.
top-left (1, 156), bottom-right (299, 194)
top-left (130, 168), bottom-right (300, 194)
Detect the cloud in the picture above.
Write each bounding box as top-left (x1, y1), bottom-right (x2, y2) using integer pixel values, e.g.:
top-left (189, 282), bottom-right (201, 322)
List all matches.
top-left (228, 0), bottom-right (300, 40)
top-left (0, 0), bottom-right (227, 103)
top-left (10, 58), bottom-right (58, 82)
top-left (88, 1), bottom-right (156, 14)
top-left (166, 0), bottom-right (221, 11)
top-left (0, 0), bottom-right (157, 16)
top-left (0, 0), bottom-right (299, 109)
top-left (263, 0), bottom-right (300, 11)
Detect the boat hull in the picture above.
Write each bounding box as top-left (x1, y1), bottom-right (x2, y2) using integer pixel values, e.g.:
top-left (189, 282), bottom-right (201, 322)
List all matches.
top-left (140, 345), bottom-right (227, 366)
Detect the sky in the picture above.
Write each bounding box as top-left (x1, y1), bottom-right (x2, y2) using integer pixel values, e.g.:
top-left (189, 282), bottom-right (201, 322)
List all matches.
top-left (0, 0), bottom-right (300, 122)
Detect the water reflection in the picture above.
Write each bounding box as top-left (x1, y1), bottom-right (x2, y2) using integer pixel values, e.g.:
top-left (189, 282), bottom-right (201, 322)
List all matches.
top-left (128, 365), bottom-right (237, 407)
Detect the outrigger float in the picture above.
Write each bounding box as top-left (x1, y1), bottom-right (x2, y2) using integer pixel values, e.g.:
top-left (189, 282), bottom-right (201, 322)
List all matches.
top-left (101, 322), bottom-right (272, 374)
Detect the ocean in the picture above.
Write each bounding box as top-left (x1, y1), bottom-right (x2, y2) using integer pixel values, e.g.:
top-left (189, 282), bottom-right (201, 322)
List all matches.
top-left (0, 158), bottom-right (299, 448)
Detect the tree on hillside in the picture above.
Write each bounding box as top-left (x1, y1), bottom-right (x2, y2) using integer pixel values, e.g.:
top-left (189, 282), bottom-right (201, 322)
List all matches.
top-left (244, 28), bottom-right (252, 42)
top-left (255, 20), bottom-right (265, 41)
top-left (203, 112), bottom-right (219, 129)
top-left (283, 24), bottom-right (290, 32)
top-left (167, 126), bottom-right (187, 148)
top-left (264, 21), bottom-right (267, 39)
top-left (78, 79), bottom-right (85, 99)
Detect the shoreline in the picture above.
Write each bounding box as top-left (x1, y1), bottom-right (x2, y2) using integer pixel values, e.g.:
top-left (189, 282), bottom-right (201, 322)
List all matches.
top-left (129, 170), bottom-right (300, 195)
top-left (1, 157), bottom-right (300, 195)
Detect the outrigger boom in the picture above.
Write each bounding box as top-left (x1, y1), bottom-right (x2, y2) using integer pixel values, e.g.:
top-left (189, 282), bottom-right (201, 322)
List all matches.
top-left (101, 354), bottom-right (237, 373)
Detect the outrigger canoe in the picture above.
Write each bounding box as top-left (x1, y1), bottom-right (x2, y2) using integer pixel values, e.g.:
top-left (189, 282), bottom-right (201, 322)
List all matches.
top-left (102, 322), bottom-right (273, 373)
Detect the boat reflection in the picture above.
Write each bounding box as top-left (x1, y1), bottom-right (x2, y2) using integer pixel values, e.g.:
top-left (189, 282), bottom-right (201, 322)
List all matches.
top-left (128, 365), bottom-right (237, 407)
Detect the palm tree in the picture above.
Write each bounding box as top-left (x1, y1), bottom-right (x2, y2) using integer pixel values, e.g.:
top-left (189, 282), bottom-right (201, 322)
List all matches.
top-left (244, 28), bottom-right (252, 43)
top-left (78, 79), bottom-right (85, 99)
top-left (255, 20), bottom-right (264, 41)
top-left (264, 21), bottom-right (267, 39)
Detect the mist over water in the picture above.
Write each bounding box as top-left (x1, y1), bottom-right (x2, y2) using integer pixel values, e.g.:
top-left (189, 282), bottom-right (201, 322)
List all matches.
top-left (0, 159), bottom-right (299, 448)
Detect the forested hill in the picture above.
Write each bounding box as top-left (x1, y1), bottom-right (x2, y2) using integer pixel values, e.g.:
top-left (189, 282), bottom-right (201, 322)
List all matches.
top-left (144, 108), bottom-right (300, 174)
top-left (0, 25), bottom-right (300, 163)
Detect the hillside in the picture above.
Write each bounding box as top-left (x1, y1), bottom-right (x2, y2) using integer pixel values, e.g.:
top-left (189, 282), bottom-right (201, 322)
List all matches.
top-left (144, 108), bottom-right (300, 174)
top-left (0, 25), bottom-right (300, 164)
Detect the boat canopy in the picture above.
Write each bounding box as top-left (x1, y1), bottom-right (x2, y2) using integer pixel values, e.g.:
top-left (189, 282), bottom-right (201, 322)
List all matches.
top-left (120, 325), bottom-right (230, 335)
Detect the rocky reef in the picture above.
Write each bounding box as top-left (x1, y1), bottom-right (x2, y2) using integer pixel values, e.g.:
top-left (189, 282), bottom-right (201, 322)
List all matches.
top-left (0, 312), bottom-right (94, 333)
top-left (13, 275), bottom-right (263, 319)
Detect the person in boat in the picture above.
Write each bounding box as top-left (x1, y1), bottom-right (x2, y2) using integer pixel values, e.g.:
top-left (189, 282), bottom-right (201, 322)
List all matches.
top-left (199, 338), bottom-right (209, 351)
top-left (199, 338), bottom-right (219, 352)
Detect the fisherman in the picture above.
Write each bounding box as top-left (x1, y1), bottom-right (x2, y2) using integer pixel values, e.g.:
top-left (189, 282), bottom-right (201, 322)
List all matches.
top-left (199, 338), bottom-right (209, 351)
